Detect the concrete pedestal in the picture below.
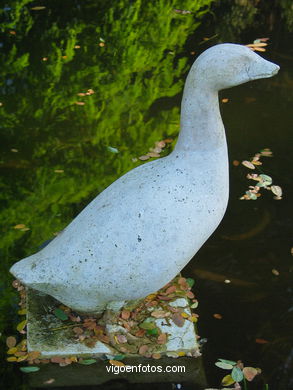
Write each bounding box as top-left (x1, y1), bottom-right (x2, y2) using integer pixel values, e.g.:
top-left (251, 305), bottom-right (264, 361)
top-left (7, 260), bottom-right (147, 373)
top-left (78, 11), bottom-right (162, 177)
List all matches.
top-left (25, 289), bottom-right (206, 388)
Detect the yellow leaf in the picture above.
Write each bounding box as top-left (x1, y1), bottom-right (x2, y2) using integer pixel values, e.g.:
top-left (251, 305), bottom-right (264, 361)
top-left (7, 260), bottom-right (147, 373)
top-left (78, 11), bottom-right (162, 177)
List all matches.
top-left (17, 320), bottom-right (27, 332)
top-left (14, 224), bottom-right (26, 229)
top-left (7, 357), bottom-right (17, 362)
top-left (177, 351), bottom-right (185, 356)
top-left (181, 312), bottom-right (189, 318)
top-left (18, 309), bottom-right (27, 315)
top-left (7, 347), bottom-right (17, 355)
top-left (109, 360), bottom-right (125, 366)
top-left (17, 354), bottom-right (28, 362)
top-left (221, 374), bottom-right (235, 386)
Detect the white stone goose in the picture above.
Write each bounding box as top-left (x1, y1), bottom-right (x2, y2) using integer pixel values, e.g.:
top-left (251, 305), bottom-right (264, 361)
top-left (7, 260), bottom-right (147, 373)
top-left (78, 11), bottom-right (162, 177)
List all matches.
top-left (10, 44), bottom-right (279, 313)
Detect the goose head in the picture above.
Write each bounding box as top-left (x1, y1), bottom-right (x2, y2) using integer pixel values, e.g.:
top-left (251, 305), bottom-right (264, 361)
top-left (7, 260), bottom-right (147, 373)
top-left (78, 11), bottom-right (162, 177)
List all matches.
top-left (192, 43), bottom-right (279, 91)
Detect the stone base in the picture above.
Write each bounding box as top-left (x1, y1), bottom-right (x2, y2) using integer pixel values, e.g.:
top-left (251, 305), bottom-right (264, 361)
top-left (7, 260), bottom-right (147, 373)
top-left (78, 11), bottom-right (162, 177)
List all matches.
top-left (26, 289), bottom-right (206, 387)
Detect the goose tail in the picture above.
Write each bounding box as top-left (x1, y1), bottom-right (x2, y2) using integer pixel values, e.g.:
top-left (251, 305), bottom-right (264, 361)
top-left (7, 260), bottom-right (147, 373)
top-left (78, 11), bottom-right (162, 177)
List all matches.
top-left (10, 253), bottom-right (43, 288)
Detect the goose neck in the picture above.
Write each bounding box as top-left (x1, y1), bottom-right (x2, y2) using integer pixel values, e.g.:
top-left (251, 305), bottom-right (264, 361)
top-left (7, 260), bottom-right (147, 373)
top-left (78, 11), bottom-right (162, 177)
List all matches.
top-left (174, 83), bottom-right (226, 152)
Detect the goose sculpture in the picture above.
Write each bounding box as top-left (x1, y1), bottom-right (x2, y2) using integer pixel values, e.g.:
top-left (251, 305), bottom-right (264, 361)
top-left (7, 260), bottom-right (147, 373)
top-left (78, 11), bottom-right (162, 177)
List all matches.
top-left (10, 44), bottom-right (279, 313)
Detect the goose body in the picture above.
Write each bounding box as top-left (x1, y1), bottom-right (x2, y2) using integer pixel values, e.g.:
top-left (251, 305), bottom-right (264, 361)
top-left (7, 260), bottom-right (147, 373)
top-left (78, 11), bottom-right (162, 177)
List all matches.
top-left (10, 44), bottom-right (279, 313)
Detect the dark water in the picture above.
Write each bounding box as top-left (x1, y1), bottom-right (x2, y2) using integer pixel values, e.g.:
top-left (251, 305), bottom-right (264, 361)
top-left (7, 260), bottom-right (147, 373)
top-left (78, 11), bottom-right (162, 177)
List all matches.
top-left (0, 1), bottom-right (292, 389)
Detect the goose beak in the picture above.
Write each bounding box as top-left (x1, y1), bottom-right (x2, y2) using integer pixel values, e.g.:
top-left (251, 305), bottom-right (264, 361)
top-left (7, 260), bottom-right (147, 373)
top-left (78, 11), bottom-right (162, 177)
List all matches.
top-left (248, 58), bottom-right (280, 80)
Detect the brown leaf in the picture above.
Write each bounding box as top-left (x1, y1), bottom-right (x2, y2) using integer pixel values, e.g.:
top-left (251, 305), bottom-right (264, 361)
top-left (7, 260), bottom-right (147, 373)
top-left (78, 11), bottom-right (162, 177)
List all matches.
top-left (213, 313), bottom-right (223, 319)
top-left (138, 155), bottom-right (150, 161)
top-left (121, 310), bottom-right (131, 320)
top-left (157, 333), bottom-right (167, 344)
top-left (165, 285), bottom-right (176, 295)
top-left (6, 336), bottom-right (17, 348)
top-left (134, 329), bottom-right (146, 337)
top-left (255, 338), bottom-right (269, 344)
top-left (152, 353), bottom-right (161, 359)
top-left (172, 313), bottom-right (185, 327)
top-left (147, 152), bottom-right (160, 158)
top-left (186, 291), bottom-right (195, 299)
top-left (139, 345), bottom-right (149, 355)
top-left (151, 310), bottom-right (170, 318)
top-left (73, 327), bottom-right (84, 335)
top-left (51, 356), bottom-right (64, 364)
top-left (243, 367), bottom-right (258, 381)
top-left (27, 351), bottom-right (41, 360)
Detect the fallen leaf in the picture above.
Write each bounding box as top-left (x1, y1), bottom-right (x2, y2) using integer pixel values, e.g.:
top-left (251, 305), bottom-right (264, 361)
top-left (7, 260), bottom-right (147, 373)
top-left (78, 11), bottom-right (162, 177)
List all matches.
top-left (7, 356), bottom-right (17, 362)
top-left (221, 374), bottom-right (235, 386)
top-left (221, 98), bottom-right (229, 103)
top-left (73, 327), bottom-right (83, 335)
top-left (152, 353), bottom-right (161, 359)
top-left (147, 152), bottom-right (160, 158)
top-left (107, 146), bottom-right (119, 154)
top-left (187, 291), bottom-right (195, 299)
top-left (14, 224), bottom-right (26, 230)
top-left (255, 338), bottom-right (269, 344)
top-left (272, 269), bottom-right (279, 276)
top-left (7, 347), bottom-right (17, 354)
top-left (116, 334), bottom-right (127, 344)
top-left (139, 345), bottom-right (149, 355)
top-left (75, 101), bottom-right (85, 105)
top-left (51, 357), bottom-right (64, 364)
top-left (231, 366), bottom-right (244, 382)
top-left (242, 160), bottom-right (255, 170)
top-left (78, 359), bottom-right (97, 365)
top-left (151, 310), bottom-right (170, 318)
top-left (157, 333), bottom-right (167, 344)
top-left (17, 320), bottom-right (27, 332)
top-left (172, 313), bottom-right (185, 327)
top-left (213, 313), bottom-right (223, 320)
top-left (6, 336), bottom-right (17, 348)
top-left (243, 366), bottom-right (258, 381)
top-left (271, 185), bottom-right (282, 197)
top-left (165, 285), bottom-right (176, 295)
top-left (31, 6), bottom-right (46, 10)
top-left (53, 308), bottom-right (68, 321)
top-left (20, 366), bottom-right (40, 373)
top-left (109, 360), bottom-right (125, 366)
top-left (44, 379), bottom-right (55, 384)
top-left (215, 361), bottom-right (234, 370)
top-left (27, 351), bottom-right (41, 360)
top-left (138, 155), bottom-right (150, 161)
top-left (121, 310), bottom-right (131, 320)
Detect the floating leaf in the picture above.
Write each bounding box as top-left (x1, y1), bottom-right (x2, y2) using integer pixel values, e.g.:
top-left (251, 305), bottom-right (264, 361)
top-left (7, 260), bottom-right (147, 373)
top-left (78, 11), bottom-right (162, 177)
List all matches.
top-left (215, 361), bottom-right (234, 370)
top-left (14, 224), bottom-right (26, 229)
top-left (165, 285), bottom-right (176, 295)
top-left (6, 336), bottom-right (17, 348)
top-left (7, 356), bottom-right (17, 362)
top-left (20, 366), bottom-right (40, 373)
top-left (113, 354), bottom-right (125, 361)
top-left (53, 308), bottom-right (68, 321)
top-left (151, 310), bottom-right (169, 318)
top-left (109, 360), bottom-right (125, 366)
top-left (271, 185), bottom-right (282, 197)
top-left (255, 338), bottom-right (269, 344)
top-left (73, 327), bottom-right (83, 335)
top-left (231, 366), bottom-right (244, 382)
top-left (243, 367), bottom-right (258, 381)
top-left (79, 359), bottom-right (97, 365)
top-left (152, 353), bottom-right (161, 359)
top-left (190, 301), bottom-right (198, 309)
top-left (187, 291), bottom-right (195, 299)
top-left (7, 347), bottom-right (17, 354)
top-left (18, 309), bottom-right (27, 315)
top-left (186, 278), bottom-right (195, 287)
top-left (222, 98), bottom-right (229, 103)
top-left (107, 146), bottom-right (119, 154)
top-left (242, 160), bottom-right (255, 169)
top-left (221, 374), bottom-right (235, 386)
top-left (218, 359), bottom-right (237, 365)
top-left (272, 268), bottom-right (280, 276)
top-left (213, 313), bottom-right (223, 320)
top-left (116, 334), bottom-right (127, 343)
top-left (17, 320), bottom-right (27, 332)
top-left (181, 312), bottom-right (189, 318)
top-left (258, 174), bottom-right (272, 186)
top-left (31, 6), bottom-right (46, 10)
top-left (138, 155), bottom-right (150, 161)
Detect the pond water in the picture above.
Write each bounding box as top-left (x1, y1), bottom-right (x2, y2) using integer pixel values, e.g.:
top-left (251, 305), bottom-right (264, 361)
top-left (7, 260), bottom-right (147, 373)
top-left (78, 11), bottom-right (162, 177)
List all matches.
top-left (0, 1), bottom-right (292, 389)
